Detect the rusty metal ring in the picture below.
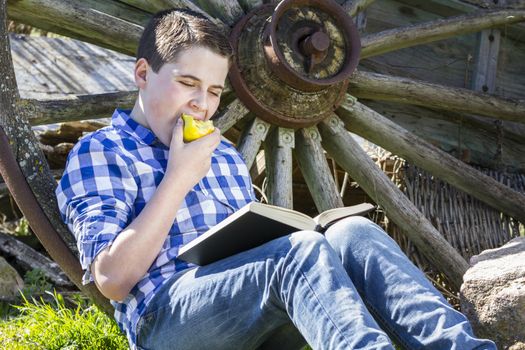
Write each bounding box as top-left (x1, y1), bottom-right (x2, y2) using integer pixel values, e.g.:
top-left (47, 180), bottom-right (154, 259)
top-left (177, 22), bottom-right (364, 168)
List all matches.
top-left (266, 0), bottom-right (361, 91)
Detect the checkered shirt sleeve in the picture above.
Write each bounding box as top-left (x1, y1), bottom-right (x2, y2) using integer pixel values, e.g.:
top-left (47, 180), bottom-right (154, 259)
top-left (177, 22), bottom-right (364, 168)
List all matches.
top-left (56, 135), bottom-right (137, 284)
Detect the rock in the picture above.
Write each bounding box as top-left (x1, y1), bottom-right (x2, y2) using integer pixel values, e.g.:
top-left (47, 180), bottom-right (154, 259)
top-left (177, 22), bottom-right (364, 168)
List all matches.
top-left (509, 342), bottom-right (525, 350)
top-left (0, 256), bottom-right (24, 300)
top-left (460, 237), bottom-right (525, 350)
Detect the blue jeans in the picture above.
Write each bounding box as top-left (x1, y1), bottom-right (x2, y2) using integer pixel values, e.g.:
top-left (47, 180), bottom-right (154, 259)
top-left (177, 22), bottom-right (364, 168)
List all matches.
top-left (136, 217), bottom-right (496, 350)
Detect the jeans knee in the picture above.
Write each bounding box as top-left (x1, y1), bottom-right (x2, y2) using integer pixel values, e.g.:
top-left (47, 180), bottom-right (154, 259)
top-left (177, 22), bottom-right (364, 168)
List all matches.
top-left (289, 230), bottom-right (326, 248)
top-left (325, 216), bottom-right (378, 243)
top-left (286, 230), bottom-right (333, 262)
top-left (324, 216), bottom-right (399, 256)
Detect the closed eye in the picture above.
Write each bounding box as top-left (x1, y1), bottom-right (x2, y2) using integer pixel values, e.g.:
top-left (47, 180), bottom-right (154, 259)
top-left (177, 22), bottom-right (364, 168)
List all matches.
top-left (179, 81), bottom-right (195, 87)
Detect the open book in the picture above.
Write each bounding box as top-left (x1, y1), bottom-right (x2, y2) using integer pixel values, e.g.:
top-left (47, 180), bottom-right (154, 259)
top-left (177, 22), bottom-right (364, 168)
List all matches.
top-left (178, 202), bottom-right (375, 266)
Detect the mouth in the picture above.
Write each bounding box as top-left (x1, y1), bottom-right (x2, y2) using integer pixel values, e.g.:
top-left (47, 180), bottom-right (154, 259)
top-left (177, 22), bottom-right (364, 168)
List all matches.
top-left (180, 112), bottom-right (206, 121)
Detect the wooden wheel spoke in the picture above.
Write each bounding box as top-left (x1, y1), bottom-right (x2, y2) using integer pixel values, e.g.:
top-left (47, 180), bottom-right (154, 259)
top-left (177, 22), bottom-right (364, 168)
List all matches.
top-left (8, 0), bottom-right (147, 56)
top-left (294, 126), bottom-right (343, 212)
top-left (361, 9), bottom-right (525, 59)
top-left (337, 98), bottom-right (525, 223)
top-left (237, 116), bottom-right (270, 170)
top-left (341, 0), bottom-right (376, 18)
top-left (350, 70), bottom-right (525, 123)
top-left (264, 127), bottom-right (294, 209)
top-left (318, 115), bottom-right (468, 290)
top-left (7, 0), bottom-right (230, 56)
top-left (213, 98), bottom-right (249, 132)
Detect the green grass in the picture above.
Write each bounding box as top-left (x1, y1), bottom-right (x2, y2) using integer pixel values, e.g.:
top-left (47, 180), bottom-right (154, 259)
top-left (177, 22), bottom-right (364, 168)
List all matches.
top-left (0, 291), bottom-right (128, 350)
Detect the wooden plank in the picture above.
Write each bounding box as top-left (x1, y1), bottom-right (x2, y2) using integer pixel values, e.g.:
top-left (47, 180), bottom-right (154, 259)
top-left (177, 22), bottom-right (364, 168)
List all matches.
top-left (294, 126), bottom-right (344, 213)
top-left (361, 9), bottom-right (525, 58)
top-left (9, 34), bottom-right (136, 100)
top-left (236, 116), bottom-right (270, 169)
top-left (349, 70), bottom-right (525, 124)
top-left (471, 0), bottom-right (506, 166)
top-left (318, 114), bottom-right (468, 290)
top-left (264, 127), bottom-right (294, 209)
top-left (473, 28), bottom-right (501, 93)
top-left (336, 99), bottom-right (525, 223)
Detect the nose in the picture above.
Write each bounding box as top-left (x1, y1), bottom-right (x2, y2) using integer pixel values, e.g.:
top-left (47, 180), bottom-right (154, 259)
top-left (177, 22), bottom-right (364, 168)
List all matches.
top-left (190, 90), bottom-right (208, 113)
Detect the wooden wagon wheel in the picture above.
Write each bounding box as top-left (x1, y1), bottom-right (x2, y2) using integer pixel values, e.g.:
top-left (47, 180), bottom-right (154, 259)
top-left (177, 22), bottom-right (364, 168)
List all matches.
top-left (1, 0), bottom-right (525, 316)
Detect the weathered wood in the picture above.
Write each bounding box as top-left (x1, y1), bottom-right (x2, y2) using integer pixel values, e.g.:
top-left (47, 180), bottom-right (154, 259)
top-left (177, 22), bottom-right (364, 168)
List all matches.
top-left (118, 0), bottom-right (228, 29)
top-left (472, 6), bottom-right (505, 165)
top-left (10, 34), bottom-right (135, 100)
top-left (337, 99), bottom-right (525, 223)
top-left (1, 2), bottom-right (66, 250)
top-left (7, 0), bottom-right (146, 56)
top-left (264, 127), bottom-right (294, 209)
top-left (361, 1), bottom-right (525, 102)
top-left (361, 9), bottom-right (525, 58)
top-left (294, 126), bottom-right (344, 213)
top-left (38, 120), bottom-right (107, 146)
top-left (237, 116), bottom-right (270, 170)
top-left (19, 91), bottom-right (136, 125)
top-left (461, 0), bottom-right (524, 8)
top-left (342, 0), bottom-right (377, 17)
top-left (249, 150), bottom-right (266, 185)
top-left (1, 0), bottom-right (112, 314)
top-left (363, 100), bottom-right (525, 172)
top-left (0, 230), bottom-right (73, 288)
top-left (349, 70), bottom-right (525, 124)
top-left (236, 0), bottom-right (262, 12)
top-left (213, 98), bottom-right (249, 132)
top-left (318, 115), bottom-right (468, 290)
top-left (190, 0), bottom-right (244, 26)
top-left (0, 181), bottom-right (7, 197)
top-left (472, 28), bottom-right (501, 94)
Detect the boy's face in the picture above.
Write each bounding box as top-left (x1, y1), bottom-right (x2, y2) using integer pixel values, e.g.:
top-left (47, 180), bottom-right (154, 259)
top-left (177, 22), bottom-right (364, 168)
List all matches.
top-left (132, 46), bottom-right (229, 146)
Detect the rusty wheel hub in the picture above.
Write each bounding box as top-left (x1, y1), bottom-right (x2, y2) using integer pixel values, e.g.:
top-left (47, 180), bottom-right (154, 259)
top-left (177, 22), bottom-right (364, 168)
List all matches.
top-left (229, 0), bottom-right (361, 128)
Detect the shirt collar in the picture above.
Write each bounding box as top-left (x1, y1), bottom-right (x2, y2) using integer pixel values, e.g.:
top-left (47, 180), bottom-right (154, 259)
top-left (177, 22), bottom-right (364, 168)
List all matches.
top-left (111, 109), bottom-right (157, 146)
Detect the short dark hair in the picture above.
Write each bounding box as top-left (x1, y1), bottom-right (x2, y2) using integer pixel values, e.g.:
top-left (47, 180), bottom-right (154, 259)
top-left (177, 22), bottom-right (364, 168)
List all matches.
top-left (137, 8), bottom-right (233, 72)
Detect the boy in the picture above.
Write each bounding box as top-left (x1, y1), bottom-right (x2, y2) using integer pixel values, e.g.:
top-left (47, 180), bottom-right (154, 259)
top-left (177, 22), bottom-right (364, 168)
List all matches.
top-left (56, 8), bottom-right (496, 350)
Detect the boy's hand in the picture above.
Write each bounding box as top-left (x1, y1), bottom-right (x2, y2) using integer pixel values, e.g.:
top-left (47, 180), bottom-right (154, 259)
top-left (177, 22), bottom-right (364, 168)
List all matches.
top-left (165, 117), bottom-right (221, 192)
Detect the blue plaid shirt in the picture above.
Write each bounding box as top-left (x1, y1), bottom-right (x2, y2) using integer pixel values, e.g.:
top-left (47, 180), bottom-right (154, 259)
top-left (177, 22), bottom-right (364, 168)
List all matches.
top-left (56, 109), bottom-right (256, 348)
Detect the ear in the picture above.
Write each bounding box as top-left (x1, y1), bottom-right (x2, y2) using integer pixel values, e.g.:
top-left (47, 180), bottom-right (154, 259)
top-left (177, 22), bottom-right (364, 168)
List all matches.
top-left (134, 58), bottom-right (149, 89)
